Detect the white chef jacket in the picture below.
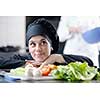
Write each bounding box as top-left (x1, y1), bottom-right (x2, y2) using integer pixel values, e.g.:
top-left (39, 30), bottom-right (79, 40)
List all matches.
top-left (57, 16), bottom-right (100, 67)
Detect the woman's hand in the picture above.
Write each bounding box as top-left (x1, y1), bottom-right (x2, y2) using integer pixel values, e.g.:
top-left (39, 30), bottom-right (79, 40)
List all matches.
top-left (39, 54), bottom-right (65, 69)
top-left (25, 62), bottom-right (42, 77)
top-left (25, 60), bottom-right (42, 77)
top-left (25, 60), bottom-right (42, 68)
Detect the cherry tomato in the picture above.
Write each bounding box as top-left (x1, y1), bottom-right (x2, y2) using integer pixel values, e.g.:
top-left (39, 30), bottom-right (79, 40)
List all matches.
top-left (41, 65), bottom-right (51, 76)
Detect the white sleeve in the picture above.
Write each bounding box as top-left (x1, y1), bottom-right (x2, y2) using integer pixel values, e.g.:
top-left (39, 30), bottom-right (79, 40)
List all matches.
top-left (57, 16), bottom-right (72, 42)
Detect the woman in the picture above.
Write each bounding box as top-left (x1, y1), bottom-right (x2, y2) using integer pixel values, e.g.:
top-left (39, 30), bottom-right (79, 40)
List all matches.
top-left (0, 18), bottom-right (93, 70)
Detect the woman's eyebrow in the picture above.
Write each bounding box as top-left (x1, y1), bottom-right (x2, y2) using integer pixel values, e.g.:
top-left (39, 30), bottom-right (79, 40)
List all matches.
top-left (40, 38), bottom-right (46, 41)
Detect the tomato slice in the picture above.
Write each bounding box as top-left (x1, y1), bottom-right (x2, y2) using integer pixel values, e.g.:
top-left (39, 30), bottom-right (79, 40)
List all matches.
top-left (40, 64), bottom-right (57, 76)
top-left (41, 65), bottom-right (51, 76)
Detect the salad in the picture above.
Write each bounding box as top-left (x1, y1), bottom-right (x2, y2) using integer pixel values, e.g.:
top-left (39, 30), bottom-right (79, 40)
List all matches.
top-left (51, 62), bottom-right (100, 82)
top-left (10, 62), bottom-right (100, 82)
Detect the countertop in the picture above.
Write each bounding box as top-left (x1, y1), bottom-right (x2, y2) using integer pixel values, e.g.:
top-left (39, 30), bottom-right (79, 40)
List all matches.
top-left (0, 75), bottom-right (100, 83)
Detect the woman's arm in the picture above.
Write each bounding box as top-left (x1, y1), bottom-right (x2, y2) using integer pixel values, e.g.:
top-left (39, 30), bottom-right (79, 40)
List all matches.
top-left (62, 54), bottom-right (94, 66)
top-left (0, 53), bottom-right (26, 69)
top-left (40, 54), bottom-right (94, 68)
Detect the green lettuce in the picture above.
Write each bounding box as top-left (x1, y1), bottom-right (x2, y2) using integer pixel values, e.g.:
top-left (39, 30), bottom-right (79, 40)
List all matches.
top-left (51, 62), bottom-right (98, 82)
top-left (10, 67), bottom-right (25, 76)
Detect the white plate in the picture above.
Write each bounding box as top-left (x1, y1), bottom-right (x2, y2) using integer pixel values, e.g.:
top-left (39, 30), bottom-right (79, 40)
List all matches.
top-left (0, 70), bottom-right (54, 81)
top-left (2, 73), bottom-right (54, 81)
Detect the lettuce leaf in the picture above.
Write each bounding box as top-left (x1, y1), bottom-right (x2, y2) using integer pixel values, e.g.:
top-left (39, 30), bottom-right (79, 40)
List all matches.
top-left (51, 62), bottom-right (98, 82)
top-left (10, 67), bottom-right (25, 76)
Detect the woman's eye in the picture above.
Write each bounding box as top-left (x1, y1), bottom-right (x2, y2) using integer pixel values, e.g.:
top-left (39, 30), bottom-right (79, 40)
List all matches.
top-left (29, 42), bottom-right (36, 47)
top-left (41, 40), bottom-right (47, 45)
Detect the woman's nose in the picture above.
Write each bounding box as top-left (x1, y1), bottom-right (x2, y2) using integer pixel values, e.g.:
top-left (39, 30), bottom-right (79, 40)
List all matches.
top-left (35, 44), bottom-right (42, 51)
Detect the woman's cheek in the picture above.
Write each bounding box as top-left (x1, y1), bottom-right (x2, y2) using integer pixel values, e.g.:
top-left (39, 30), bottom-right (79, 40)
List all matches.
top-left (29, 47), bottom-right (34, 53)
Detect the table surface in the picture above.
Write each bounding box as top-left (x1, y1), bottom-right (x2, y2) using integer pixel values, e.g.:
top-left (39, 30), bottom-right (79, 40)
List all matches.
top-left (0, 75), bottom-right (100, 83)
top-left (0, 70), bottom-right (100, 83)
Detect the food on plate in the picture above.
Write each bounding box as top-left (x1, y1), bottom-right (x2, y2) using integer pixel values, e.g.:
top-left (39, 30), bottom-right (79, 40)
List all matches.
top-left (10, 63), bottom-right (57, 77)
top-left (10, 63), bottom-right (41, 77)
top-left (40, 65), bottom-right (51, 76)
top-left (40, 64), bottom-right (57, 76)
top-left (10, 67), bottom-right (25, 76)
top-left (24, 63), bottom-right (41, 77)
top-left (51, 62), bottom-right (99, 82)
top-left (25, 64), bottom-right (57, 77)
top-left (10, 61), bottom-right (100, 82)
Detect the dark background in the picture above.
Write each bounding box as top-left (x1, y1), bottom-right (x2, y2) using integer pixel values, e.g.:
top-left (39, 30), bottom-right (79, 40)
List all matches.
top-left (26, 16), bottom-right (61, 30)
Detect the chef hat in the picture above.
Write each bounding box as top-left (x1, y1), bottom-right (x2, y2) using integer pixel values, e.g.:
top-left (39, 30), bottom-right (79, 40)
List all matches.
top-left (26, 18), bottom-right (59, 53)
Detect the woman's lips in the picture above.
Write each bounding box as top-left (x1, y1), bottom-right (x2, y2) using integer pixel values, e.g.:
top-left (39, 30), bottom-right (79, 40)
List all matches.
top-left (35, 53), bottom-right (44, 57)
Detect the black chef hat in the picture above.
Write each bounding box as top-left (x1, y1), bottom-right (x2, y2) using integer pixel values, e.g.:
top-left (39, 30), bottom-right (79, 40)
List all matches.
top-left (26, 18), bottom-right (59, 53)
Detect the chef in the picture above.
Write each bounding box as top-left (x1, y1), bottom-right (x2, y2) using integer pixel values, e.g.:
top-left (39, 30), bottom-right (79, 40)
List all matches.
top-left (0, 18), bottom-right (94, 74)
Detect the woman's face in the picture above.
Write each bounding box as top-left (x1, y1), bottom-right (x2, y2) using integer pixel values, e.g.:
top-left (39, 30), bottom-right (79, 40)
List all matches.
top-left (28, 35), bottom-right (52, 62)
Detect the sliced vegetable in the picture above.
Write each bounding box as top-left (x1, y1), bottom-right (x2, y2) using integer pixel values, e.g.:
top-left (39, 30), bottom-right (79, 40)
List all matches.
top-left (40, 64), bottom-right (57, 76)
top-left (51, 62), bottom-right (98, 82)
top-left (10, 67), bottom-right (25, 76)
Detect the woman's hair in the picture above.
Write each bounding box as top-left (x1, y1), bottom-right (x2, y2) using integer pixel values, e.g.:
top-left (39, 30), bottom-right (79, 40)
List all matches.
top-left (26, 18), bottom-right (59, 53)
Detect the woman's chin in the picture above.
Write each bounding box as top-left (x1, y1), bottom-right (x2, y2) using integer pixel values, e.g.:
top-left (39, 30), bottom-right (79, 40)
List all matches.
top-left (35, 59), bottom-right (45, 63)
top-left (35, 56), bottom-right (47, 62)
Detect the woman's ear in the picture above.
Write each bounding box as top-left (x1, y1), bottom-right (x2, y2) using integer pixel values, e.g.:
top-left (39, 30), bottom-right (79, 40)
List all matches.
top-left (51, 47), bottom-right (53, 51)
top-left (51, 47), bottom-right (54, 54)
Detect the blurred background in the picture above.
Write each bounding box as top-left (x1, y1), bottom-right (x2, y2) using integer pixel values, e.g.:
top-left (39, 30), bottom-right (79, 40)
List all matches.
top-left (0, 16), bottom-right (60, 53)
